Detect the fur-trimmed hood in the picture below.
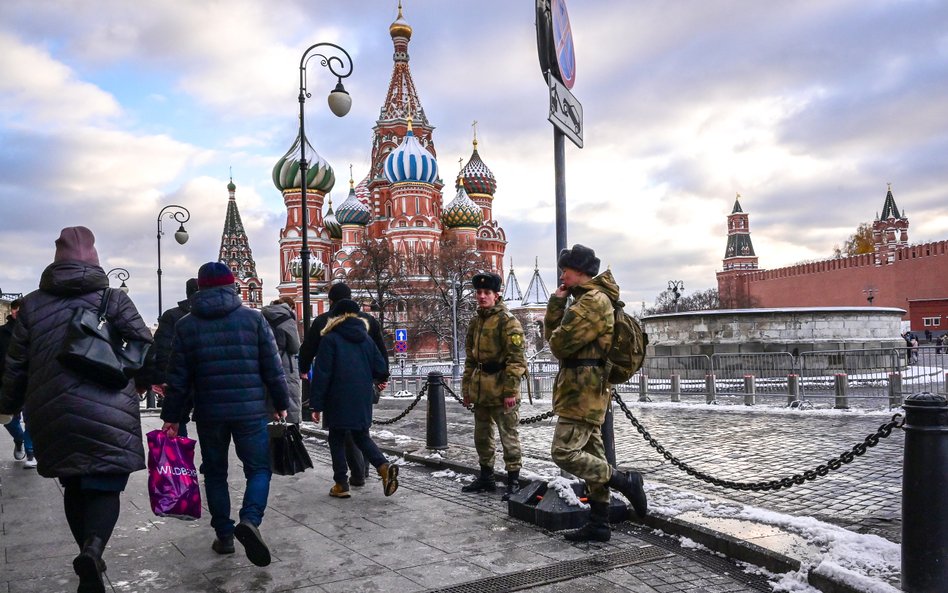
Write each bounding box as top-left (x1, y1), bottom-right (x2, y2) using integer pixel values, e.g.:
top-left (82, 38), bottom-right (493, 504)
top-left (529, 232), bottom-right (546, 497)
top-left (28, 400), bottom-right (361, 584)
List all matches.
top-left (321, 312), bottom-right (370, 343)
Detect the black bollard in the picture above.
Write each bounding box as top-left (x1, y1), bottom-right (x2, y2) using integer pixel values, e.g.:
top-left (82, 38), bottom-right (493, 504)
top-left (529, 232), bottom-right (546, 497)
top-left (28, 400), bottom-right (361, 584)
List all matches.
top-left (426, 371), bottom-right (448, 450)
top-left (602, 400), bottom-right (617, 468)
top-left (146, 389), bottom-right (156, 409)
top-left (902, 391), bottom-right (948, 592)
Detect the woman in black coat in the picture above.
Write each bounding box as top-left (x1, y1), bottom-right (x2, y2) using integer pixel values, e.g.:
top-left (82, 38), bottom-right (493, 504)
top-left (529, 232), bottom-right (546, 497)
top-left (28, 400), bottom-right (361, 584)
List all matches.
top-left (308, 299), bottom-right (399, 499)
top-left (0, 226), bottom-right (153, 593)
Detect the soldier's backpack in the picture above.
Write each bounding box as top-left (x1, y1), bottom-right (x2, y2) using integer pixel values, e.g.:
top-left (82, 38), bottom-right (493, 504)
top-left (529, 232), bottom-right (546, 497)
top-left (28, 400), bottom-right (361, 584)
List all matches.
top-left (601, 297), bottom-right (648, 384)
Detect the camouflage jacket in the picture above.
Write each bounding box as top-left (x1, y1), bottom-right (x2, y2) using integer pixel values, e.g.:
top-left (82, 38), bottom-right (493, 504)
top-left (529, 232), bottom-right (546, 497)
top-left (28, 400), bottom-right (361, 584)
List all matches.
top-left (463, 301), bottom-right (527, 406)
top-left (544, 270), bottom-right (619, 425)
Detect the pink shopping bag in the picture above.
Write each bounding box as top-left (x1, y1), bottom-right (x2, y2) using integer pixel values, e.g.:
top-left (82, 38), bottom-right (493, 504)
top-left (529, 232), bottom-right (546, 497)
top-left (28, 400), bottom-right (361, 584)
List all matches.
top-left (146, 429), bottom-right (201, 520)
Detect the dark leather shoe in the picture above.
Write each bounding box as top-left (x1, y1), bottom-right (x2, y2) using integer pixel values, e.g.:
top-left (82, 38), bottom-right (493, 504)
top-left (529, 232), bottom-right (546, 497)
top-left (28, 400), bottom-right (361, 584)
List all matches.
top-left (233, 521), bottom-right (271, 567)
top-left (212, 535), bottom-right (235, 555)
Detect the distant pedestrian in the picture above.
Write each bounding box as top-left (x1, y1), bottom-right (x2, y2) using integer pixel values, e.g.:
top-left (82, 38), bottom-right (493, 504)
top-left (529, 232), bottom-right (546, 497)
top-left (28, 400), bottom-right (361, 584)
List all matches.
top-left (936, 334), bottom-right (944, 355)
top-left (460, 272), bottom-right (527, 501)
top-left (145, 278), bottom-right (198, 437)
top-left (545, 244), bottom-right (647, 542)
top-left (910, 334), bottom-right (919, 365)
top-left (0, 226), bottom-right (153, 593)
top-left (308, 299), bottom-right (398, 499)
top-left (299, 282), bottom-right (389, 486)
top-left (1, 298), bottom-right (35, 468)
top-left (925, 329), bottom-right (932, 343)
top-left (160, 262), bottom-right (289, 568)
top-left (262, 296), bottom-right (302, 424)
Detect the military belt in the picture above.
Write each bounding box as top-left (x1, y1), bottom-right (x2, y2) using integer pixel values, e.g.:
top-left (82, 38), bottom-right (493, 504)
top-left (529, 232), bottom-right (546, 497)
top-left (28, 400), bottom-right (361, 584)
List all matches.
top-left (476, 361), bottom-right (507, 374)
top-left (562, 358), bottom-right (605, 369)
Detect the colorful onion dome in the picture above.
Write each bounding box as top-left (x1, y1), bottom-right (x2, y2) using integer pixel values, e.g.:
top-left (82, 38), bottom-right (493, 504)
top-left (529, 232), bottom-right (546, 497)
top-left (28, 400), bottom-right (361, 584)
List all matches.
top-left (227, 177), bottom-right (236, 192)
top-left (272, 131), bottom-right (335, 193)
top-left (384, 119), bottom-right (438, 185)
top-left (443, 184), bottom-right (483, 229)
top-left (335, 177), bottom-right (371, 226)
top-left (457, 137), bottom-right (496, 196)
top-left (389, 1), bottom-right (412, 39)
top-left (323, 196), bottom-right (342, 239)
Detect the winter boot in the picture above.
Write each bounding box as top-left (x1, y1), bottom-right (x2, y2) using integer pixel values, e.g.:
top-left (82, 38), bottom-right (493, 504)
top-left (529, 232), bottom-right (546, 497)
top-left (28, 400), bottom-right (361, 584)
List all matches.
top-left (501, 470), bottom-right (520, 502)
top-left (461, 465), bottom-right (497, 493)
top-left (74, 535), bottom-right (106, 593)
top-left (607, 470), bottom-right (648, 519)
top-left (212, 534), bottom-right (235, 555)
top-left (330, 482), bottom-right (351, 498)
top-left (378, 463), bottom-right (399, 497)
top-left (564, 501), bottom-right (611, 542)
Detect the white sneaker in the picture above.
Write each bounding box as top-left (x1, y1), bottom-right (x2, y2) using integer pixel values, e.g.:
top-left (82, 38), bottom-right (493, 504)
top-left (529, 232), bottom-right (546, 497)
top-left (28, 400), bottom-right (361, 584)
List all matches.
top-left (23, 455), bottom-right (37, 469)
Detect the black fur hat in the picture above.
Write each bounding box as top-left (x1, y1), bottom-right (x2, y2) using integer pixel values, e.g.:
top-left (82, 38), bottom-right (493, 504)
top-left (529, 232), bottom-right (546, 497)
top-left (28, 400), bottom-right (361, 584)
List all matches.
top-left (557, 244), bottom-right (600, 277)
top-left (471, 272), bottom-right (502, 293)
top-left (330, 298), bottom-right (360, 317)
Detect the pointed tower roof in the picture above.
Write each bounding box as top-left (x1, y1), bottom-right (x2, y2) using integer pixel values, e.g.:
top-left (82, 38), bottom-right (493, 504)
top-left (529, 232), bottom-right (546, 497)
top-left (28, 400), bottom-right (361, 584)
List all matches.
top-left (502, 259), bottom-right (523, 303)
top-left (378, 2), bottom-right (429, 126)
top-left (457, 123), bottom-right (497, 196)
top-left (219, 178), bottom-right (259, 279)
top-left (521, 258), bottom-right (551, 306)
top-left (731, 193), bottom-right (743, 213)
top-left (880, 183), bottom-right (903, 219)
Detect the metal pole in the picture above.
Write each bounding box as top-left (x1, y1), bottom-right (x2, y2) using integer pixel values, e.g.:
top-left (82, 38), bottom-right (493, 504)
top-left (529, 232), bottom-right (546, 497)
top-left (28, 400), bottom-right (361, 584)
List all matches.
top-left (638, 374), bottom-right (648, 402)
top-left (705, 373), bottom-right (716, 404)
top-left (670, 374), bottom-right (681, 403)
top-left (834, 373), bottom-right (849, 409)
top-left (426, 371), bottom-right (448, 450)
top-left (787, 373), bottom-right (800, 406)
top-left (889, 372), bottom-right (903, 409)
top-left (156, 221), bottom-right (163, 317)
top-left (298, 68), bottom-right (312, 333)
top-left (744, 374), bottom-right (756, 406)
top-left (602, 400), bottom-right (616, 468)
top-left (450, 282), bottom-right (460, 382)
top-left (553, 127), bottom-right (567, 261)
top-left (901, 392), bottom-right (948, 592)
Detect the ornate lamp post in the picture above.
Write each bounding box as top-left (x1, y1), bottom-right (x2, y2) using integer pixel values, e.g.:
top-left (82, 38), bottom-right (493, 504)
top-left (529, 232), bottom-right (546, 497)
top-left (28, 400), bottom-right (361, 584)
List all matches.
top-left (297, 42), bottom-right (353, 331)
top-left (863, 287), bottom-right (877, 305)
top-left (106, 267), bottom-right (130, 294)
top-left (157, 205), bottom-right (190, 317)
top-left (668, 280), bottom-right (685, 313)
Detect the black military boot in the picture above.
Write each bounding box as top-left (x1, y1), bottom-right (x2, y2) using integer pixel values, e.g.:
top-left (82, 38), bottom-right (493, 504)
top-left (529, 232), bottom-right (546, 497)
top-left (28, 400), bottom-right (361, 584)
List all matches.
top-left (564, 501), bottom-right (611, 542)
top-left (461, 465), bottom-right (497, 493)
top-left (608, 470), bottom-right (648, 519)
top-left (501, 470), bottom-right (520, 501)
top-left (74, 535), bottom-right (106, 593)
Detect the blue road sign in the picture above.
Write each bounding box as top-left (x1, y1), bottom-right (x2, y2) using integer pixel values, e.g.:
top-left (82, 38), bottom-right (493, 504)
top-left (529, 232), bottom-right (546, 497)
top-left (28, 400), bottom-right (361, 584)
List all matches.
top-left (395, 329), bottom-right (407, 342)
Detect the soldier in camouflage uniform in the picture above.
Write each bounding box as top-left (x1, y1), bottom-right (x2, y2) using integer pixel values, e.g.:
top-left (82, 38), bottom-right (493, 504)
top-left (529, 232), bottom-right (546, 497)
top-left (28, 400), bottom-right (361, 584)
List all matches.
top-left (545, 244), bottom-right (648, 542)
top-left (461, 272), bottom-right (527, 500)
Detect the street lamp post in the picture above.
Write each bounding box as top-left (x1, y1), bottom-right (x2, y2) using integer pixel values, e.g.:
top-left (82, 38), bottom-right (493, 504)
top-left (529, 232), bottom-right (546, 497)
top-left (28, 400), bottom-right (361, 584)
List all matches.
top-left (450, 279), bottom-right (461, 382)
top-left (668, 280), bottom-right (685, 313)
top-left (297, 42), bottom-right (354, 332)
top-left (864, 287), bottom-right (877, 305)
top-left (106, 267), bottom-right (131, 294)
top-left (157, 205), bottom-right (190, 318)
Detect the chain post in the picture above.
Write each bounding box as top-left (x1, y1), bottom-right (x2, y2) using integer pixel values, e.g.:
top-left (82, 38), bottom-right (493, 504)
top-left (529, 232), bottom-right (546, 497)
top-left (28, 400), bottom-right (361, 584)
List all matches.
top-left (901, 392), bottom-right (948, 592)
top-left (888, 372), bottom-right (902, 409)
top-left (670, 374), bottom-right (681, 403)
top-left (705, 373), bottom-right (716, 404)
top-left (743, 374), bottom-right (756, 406)
top-left (425, 371), bottom-right (448, 450)
top-left (638, 374), bottom-right (648, 402)
top-left (787, 373), bottom-right (800, 406)
top-left (834, 373), bottom-right (849, 409)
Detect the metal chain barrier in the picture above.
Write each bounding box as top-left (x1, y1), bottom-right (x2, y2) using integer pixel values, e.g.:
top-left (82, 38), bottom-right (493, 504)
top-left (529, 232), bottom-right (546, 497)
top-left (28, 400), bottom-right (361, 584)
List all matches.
top-left (442, 381), bottom-right (556, 424)
top-left (373, 383), bottom-right (428, 425)
top-left (612, 389), bottom-right (905, 492)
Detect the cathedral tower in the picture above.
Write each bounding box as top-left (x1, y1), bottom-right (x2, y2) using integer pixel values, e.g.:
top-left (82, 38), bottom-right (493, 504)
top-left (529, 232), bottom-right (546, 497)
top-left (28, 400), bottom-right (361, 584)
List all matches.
top-left (218, 178), bottom-right (263, 308)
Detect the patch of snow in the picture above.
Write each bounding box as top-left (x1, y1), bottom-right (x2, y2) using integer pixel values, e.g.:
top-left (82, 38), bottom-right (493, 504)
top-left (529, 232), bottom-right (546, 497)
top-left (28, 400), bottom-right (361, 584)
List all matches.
top-left (813, 561), bottom-right (902, 593)
top-left (547, 476), bottom-right (589, 509)
top-left (431, 469), bottom-right (459, 479)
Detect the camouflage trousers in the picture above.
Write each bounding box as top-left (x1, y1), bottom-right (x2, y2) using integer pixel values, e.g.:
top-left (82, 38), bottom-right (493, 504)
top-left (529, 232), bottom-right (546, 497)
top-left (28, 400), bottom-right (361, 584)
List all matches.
top-left (472, 404), bottom-right (522, 472)
top-left (551, 418), bottom-right (613, 503)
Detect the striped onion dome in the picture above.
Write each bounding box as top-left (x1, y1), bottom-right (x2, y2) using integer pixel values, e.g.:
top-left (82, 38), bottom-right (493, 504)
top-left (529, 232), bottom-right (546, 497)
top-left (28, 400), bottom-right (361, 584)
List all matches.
top-left (355, 173), bottom-right (371, 205)
top-left (323, 196), bottom-right (342, 239)
top-left (335, 178), bottom-right (371, 226)
top-left (384, 119), bottom-right (438, 185)
top-left (272, 131), bottom-right (335, 193)
top-left (389, 1), bottom-right (412, 39)
top-left (457, 138), bottom-right (496, 196)
top-left (443, 184), bottom-right (483, 229)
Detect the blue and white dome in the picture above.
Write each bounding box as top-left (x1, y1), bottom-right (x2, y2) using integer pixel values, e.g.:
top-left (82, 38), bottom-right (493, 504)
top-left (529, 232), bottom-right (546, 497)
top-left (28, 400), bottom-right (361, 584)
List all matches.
top-left (384, 120), bottom-right (438, 185)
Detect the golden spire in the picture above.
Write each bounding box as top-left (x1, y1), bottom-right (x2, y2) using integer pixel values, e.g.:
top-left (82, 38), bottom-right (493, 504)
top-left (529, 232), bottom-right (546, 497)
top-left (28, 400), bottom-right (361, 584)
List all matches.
top-left (349, 164), bottom-right (354, 188)
top-left (472, 120), bottom-right (479, 149)
top-left (406, 115), bottom-right (413, 132)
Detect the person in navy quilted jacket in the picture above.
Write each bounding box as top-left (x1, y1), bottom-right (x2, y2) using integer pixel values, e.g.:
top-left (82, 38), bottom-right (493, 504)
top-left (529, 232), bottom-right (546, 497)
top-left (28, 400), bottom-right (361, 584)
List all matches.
top-left (160, 262), bottom-right (288, 568)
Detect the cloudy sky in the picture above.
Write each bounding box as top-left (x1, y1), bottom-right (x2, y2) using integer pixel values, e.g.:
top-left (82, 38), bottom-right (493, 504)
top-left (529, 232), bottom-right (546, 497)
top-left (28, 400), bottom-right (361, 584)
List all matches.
top-left (2, 0), bottom-right (947, 322)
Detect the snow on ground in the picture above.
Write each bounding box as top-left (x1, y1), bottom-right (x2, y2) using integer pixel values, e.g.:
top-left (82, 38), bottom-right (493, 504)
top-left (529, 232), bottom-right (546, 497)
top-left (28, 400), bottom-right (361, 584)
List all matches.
top-left (628, 399), bottom-right (901, 417)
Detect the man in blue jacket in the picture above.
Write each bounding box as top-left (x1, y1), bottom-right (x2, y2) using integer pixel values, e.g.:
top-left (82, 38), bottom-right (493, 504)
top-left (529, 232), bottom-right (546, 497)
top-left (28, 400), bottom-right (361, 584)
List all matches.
top-left (161, 262), bottom-right (289, 568)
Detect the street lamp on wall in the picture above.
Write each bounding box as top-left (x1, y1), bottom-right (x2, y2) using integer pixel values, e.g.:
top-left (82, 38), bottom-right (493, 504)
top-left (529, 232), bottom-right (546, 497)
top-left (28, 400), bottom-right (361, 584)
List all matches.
top-left (863, 287), bottom-right (877, 305)
top-left (106, 267), bottom-right (130, 294)
top-left (157, 205), bottom-right (190, 318)
top-left (668, 280), bottom-right (685, 313)
top-left (297, 42), bottom-right (354, 332)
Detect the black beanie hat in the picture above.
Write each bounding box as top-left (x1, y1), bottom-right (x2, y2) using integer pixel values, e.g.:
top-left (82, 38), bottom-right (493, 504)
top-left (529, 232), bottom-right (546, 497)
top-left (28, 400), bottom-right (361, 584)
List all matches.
top-left (471, 272), bottom-right (502, 293)
top-left (330, 298), bottom-right (360, 317)
top-left (557, 244), bottom-right (600, 277)
top-left (185, 278), bottom-right (199, 298)
top-left (327, 282), bottom-right (352, 304)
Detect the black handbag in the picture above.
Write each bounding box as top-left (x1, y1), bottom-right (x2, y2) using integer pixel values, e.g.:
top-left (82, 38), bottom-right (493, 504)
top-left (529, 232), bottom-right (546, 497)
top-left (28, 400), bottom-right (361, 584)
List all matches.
top-left (268, 421), bottom-right (314, 476)
top-left (57, 289), bottom-right (150, 390)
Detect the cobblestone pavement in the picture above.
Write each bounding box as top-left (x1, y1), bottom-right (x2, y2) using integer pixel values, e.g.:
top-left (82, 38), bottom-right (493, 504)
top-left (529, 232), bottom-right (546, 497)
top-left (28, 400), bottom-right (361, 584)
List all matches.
top-left (0, 414), bottom-right (773, 593)
top-left (373, 391), bottom-right (904, 544)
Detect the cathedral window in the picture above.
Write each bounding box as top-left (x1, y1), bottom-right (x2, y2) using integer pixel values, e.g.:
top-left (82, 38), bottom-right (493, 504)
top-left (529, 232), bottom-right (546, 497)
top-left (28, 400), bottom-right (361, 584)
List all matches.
top-left (415, 197), bottom-right (420, 213)
top-left (415, 220), bottom-right (424, 227)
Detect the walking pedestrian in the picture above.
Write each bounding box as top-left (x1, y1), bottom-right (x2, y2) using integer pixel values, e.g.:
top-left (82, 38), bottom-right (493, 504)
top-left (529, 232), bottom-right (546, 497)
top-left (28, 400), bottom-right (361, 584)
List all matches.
top-left (160, 262), bottom-right (289, 568)
top-left (308, 298), bottom-right (399, 498)
top-left (145, 278), bottom-right (198, 437)
top-left (910, 334), bottom-right (919, 365)
top-left (936, 334), bottom-right (944, 355)
top-left (460, 272), bottom-right (527, 501)
top-left (262, 296), bottom-right (303, 424)
top-left (545, 244), bottom-right (647, 542)
top-left (0, 226), bottom-right (153, 593)
top-left (299, 282), bottom-right (389, 486)
top-left (1, 298), bottom-right (35, 468)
